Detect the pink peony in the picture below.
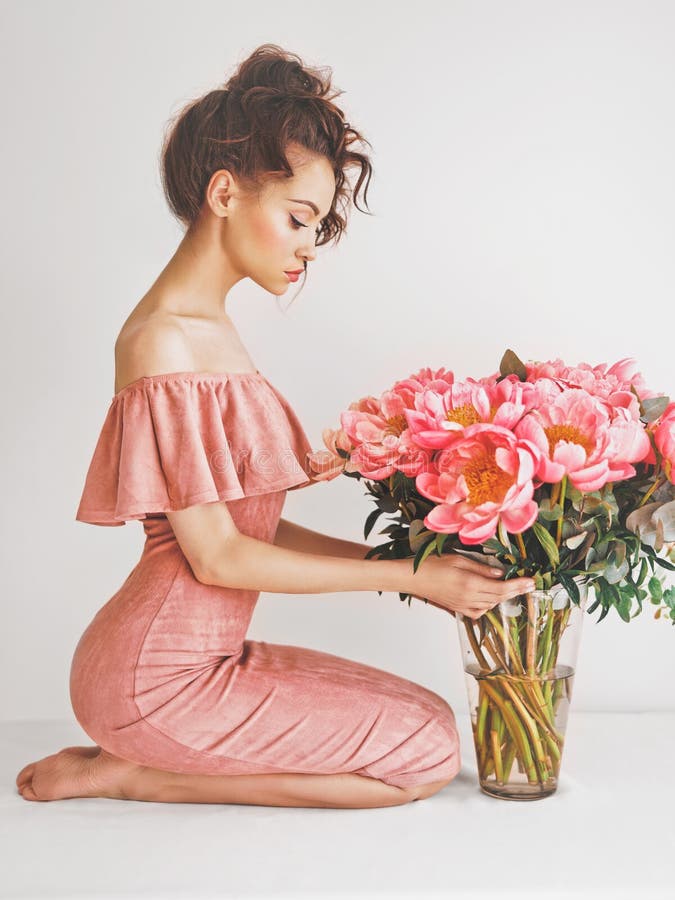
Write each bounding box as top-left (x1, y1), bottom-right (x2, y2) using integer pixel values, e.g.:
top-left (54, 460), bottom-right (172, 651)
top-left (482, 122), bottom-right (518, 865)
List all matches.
top-left (515, 387), bottom-right (650, 492)
top-left (307, 427), bottom-right (356, 482)
top-left (393, 366), bottom-right (455, 399)
top-left (415, 424), bottom-right (542, 544)
top-left (525, 356), bottom-right (663, 413)
top-left (652, 401), bottom-right (675, 483)
top-left (340, 389), bottom-right (433, 480)
top-left (404, 376), bottom-right (539, 451)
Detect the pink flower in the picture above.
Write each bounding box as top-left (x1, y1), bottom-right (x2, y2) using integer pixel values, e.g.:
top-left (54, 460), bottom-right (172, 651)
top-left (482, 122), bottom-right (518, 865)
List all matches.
top-left (515, 388), bottom-right (650, 492)
top-left (525, 356), bottom-right (663, 417)
top-left (393, 366), bottom-right (455, 399)
top-left (307, 427), bottom-right (357, 482)
top-left (404, 376), bottom-right (538, 451)
top-left (415, 424), bottom-right (541, 544)
top-left (653, 401), bottom-right (675, 483)
top-left (340, 389), bottom-right (433, 480)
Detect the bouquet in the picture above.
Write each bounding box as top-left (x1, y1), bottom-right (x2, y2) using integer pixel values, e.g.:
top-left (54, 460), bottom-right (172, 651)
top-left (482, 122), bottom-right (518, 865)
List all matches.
top-left (308, 350), bottom-right (675, 799)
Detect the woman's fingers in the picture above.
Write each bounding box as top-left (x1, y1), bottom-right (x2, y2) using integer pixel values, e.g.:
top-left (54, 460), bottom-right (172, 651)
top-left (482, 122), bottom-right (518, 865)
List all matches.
top-left (450, 555), bottom-right (504, 578)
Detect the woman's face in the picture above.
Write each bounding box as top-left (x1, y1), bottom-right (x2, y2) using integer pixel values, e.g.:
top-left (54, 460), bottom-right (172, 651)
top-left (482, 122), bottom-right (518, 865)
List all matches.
top-left (216, 144), bottom-right (337, 295)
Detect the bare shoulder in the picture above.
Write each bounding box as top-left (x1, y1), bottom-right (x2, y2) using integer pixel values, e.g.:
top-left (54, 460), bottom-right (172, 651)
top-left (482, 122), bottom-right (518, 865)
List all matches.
top-left (114, 315), bottom-right (194, 394)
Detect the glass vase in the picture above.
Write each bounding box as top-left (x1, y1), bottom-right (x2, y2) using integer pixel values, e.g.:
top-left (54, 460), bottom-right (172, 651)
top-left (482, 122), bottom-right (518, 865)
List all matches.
top-left (456, 577), bottom-right (588, 801)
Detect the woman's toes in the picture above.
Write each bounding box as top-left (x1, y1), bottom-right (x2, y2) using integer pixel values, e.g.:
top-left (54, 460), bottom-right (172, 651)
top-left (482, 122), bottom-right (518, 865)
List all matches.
top-left (16, 763), bottom-right (36, 790)
top-left (15, 745), bottom-right (142, 802)
top-left (20, 781), bottom-right (38, 801)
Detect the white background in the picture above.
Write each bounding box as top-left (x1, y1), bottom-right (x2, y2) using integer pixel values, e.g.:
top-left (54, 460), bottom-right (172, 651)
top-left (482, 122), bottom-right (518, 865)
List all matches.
top-left (2, 0), bottom-right (673, 723)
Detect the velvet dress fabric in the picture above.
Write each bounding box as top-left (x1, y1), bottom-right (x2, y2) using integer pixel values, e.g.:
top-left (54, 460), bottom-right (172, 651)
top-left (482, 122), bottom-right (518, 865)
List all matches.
top-left (69, 371), bottom-right (461, 789)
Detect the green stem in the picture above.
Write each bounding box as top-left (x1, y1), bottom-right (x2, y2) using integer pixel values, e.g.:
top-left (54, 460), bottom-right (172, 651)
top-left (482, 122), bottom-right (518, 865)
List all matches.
top-left (555, 475), bottom-right (568, 546)
top-left (638, 474), bottom-right (667, 508)
top-left (477, 691), bottom-right (489, 745)
top-left (480, 681), bottom-right (539, 784)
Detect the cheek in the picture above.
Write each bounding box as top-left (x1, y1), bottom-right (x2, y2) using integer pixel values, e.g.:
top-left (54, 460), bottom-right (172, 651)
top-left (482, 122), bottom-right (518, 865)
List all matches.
top-left (250, 210), bottom-right (288, 254)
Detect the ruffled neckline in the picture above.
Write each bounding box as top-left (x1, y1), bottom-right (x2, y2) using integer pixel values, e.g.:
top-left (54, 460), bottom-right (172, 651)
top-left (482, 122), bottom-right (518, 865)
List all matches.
top-left (112, 369), bottom-right (265, 402)
top-left (76, 367), bottom-right (318, 526)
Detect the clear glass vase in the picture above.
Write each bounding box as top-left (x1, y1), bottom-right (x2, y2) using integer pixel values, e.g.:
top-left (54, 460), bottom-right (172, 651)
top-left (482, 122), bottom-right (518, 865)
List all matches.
top-left (456, 577), bottom-right (588, 801)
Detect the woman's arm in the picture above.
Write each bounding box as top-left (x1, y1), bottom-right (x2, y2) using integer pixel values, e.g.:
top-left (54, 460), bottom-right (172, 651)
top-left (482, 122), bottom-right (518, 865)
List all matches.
top-left (273, 518), bottom-right (370, 560)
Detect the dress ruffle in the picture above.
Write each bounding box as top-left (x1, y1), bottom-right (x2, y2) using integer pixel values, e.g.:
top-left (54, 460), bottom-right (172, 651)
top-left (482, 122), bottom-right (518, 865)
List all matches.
top-left (75, 372), bottom-right (318, 526)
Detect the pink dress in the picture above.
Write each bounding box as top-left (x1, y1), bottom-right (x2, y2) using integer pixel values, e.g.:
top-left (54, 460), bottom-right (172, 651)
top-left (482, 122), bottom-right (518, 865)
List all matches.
top-left (69, 370), bottom-right (461, 789)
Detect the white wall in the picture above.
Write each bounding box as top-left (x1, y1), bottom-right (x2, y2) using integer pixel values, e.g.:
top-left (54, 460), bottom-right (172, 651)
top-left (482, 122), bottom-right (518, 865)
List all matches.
top-left (2, 0), bottom-right (673, 721)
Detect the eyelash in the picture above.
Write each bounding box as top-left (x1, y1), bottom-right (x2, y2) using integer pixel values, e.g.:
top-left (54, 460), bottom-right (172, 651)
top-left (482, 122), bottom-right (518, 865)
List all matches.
top-left (290, 214), bottom-right (321, 236)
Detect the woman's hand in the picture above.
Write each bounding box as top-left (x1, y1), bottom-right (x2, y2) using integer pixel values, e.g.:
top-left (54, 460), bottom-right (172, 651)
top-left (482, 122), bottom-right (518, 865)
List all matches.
top-left (403, 553), bottom-right (536, 621)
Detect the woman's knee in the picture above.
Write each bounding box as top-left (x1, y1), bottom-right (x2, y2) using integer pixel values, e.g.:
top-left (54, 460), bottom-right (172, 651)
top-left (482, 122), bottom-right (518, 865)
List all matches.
top-left (408, 774), bottom-right (458, 801)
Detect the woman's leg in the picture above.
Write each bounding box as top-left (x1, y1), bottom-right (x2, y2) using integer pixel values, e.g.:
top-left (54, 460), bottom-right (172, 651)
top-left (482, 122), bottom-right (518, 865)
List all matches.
top-left (16, 746), bottom-right (454, 807)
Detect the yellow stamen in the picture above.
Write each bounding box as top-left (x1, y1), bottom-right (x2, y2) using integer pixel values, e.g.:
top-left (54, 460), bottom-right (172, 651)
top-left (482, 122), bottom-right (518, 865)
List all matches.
top-left (384, 414), bottom-right (408, 436)
top-left (544, 424), bottom-right (593, 457)
top-left (446, 404), bottom-right (482, 427)
top-left (464, 448), bottom-right (513, 505)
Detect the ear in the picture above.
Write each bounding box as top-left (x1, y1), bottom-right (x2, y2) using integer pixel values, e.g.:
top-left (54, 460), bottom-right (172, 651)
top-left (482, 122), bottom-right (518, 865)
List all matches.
top-left (205, 169), bottom-right (238, 218)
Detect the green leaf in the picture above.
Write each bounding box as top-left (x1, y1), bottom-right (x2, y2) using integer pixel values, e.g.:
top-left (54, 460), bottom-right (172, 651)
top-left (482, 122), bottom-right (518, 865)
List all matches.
top-left (614, 540), bottom-right (626, 567)
top-left (648, 575), bottom-right (663, 602)
top-left (408, 519), bottom-right (429, 553)
top-left (617, 594), bottom-right (632, 623)
top-left (663, 586), bottom-right (675, 611)
top-left (364, 508), bottom-right (383, 540)
top-left (412, 537), bottom-right (439, 574)
top-left (482, 536), bottom-right (503, 552)
top-left (538, 499), bottom-right (564, 522)
top-left (557, 572), bottom-right (581, 606)
top-left (377, 494), bottom-right (399, 513)
top-left (435, 532), bottom-right (449, 555)
top-left (532, 521), bottom-right (560, 568)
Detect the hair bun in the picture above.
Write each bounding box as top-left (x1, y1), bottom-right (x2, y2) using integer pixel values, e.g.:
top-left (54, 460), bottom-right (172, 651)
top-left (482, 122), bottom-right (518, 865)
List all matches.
top-left (224, 44), bottom-right (323, 100)
top-left (161, 42), bottom-right (373, 249)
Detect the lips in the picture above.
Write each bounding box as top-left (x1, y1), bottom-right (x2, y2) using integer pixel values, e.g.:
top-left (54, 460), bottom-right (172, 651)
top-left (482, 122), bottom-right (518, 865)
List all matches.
top-left (285, 269), bottom-right (304, 274)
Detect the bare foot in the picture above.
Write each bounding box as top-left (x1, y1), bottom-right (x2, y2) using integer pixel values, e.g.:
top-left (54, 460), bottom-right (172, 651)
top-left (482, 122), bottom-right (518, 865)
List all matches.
top-left (15, 745), bottom-right (146, 801)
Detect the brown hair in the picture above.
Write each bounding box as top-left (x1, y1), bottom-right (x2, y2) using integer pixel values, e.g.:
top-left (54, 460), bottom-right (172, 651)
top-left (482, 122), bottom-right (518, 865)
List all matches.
top-left (160, 43), bottom-right (373, 299)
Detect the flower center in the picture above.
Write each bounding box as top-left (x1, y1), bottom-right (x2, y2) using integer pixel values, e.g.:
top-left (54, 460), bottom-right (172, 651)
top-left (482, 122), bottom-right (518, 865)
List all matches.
top-left (384, 414), bottom-right (408, 436)
top-left (464, 448), bottom-right (513, 506)
top-left (545, 424), bottom-right (593, 456)
top-left (446, 404), bottom-right (482, 427)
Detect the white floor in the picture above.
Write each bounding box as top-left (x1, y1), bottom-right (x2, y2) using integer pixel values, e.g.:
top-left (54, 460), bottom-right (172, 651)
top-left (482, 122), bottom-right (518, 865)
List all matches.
top-left (2, 712), bottom-right (673, 900)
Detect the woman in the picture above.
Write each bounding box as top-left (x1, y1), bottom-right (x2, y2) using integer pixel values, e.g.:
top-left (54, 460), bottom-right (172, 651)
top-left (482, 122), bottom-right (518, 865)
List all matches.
top-left (15, 44), bottom-right (535, 809)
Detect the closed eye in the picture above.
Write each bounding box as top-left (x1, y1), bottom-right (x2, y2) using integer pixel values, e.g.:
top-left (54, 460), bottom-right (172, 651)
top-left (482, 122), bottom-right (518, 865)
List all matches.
top-left (290, 214), bottom-right (322, 236)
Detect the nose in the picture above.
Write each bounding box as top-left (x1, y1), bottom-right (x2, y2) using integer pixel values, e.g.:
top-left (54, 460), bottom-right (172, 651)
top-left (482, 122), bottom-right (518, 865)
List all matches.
top-left (299, 239), bottom-right (317, 264)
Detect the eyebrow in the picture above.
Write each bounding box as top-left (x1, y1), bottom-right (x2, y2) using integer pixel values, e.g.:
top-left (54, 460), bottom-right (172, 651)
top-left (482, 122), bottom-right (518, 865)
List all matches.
top-left (287, 198), bottom-right (323, 218)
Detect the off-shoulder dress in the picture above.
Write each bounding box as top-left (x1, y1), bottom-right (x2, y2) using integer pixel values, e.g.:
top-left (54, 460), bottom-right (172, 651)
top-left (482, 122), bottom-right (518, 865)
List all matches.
top-left (69, 370), bottom-right (461, 789)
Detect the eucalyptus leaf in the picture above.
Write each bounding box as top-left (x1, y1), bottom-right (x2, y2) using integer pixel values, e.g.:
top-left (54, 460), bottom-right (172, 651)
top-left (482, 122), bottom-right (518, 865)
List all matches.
top-left (648, 575), bottom-right (664, 602)
top-left (617, 594), bottom-right (632, 623)
top-left (538, 499), bottom-right (564, 522)
top-left (603, 557), bottom-right (630, 584)
top-left (565, 532), bottom-right (587, 550)
top-left (408, 519), bottom-right (428, 553)
top-left (640, 395), bottom-right (670, 423)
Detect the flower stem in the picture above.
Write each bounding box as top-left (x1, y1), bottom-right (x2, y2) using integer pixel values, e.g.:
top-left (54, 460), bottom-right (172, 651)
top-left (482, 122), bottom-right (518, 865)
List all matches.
top-left (480, 682), bottom-right (538, 783)
top-left (477, 691), bottom-right (489, 745)
top-left (555, 475), bottom-right (568, 546)
top-left (515, 531), bottom-right (528, 560)
top-left (638, 475), bottom-right (667, 508)
top-left (525, 592), bottom-right (538, 677)
top-left (490, 729), bottom-right (504, 784)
